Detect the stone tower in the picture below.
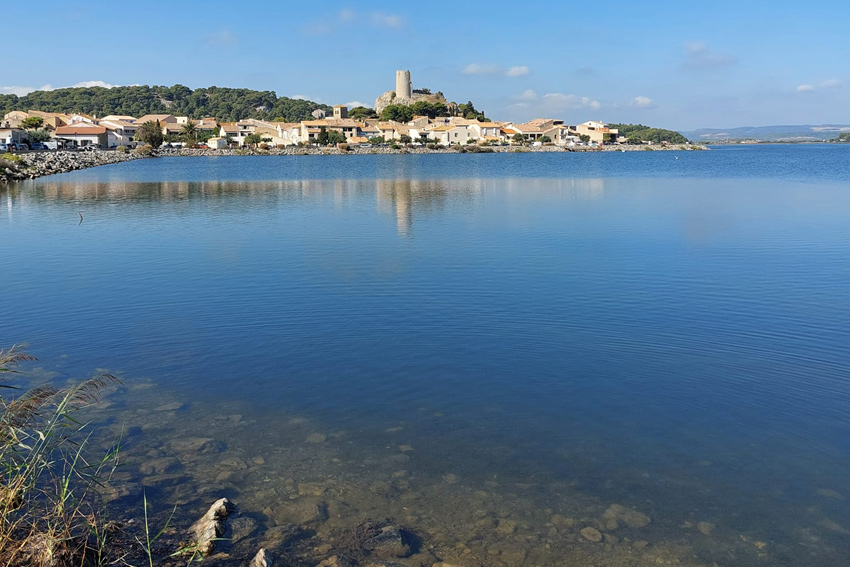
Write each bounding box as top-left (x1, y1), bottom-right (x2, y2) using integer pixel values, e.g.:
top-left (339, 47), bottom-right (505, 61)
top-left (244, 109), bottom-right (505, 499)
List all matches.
top-left (395, 70), bottom-right (412, 99)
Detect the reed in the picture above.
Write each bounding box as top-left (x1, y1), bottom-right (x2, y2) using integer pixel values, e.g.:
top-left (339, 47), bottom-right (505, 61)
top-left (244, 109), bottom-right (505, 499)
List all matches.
top-left (0, 345), bottom-right (121, 566)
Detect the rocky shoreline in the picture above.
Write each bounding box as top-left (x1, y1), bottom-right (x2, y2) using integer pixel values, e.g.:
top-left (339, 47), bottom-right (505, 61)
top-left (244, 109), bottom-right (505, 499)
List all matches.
top-left (1, 144), bottom-right (705, 184)
top-left (0, 149), bottom-right (147, 183)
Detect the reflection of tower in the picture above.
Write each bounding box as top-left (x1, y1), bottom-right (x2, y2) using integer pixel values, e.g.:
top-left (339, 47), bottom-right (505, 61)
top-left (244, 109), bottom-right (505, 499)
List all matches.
top-left (395, 70), bottom-right (412, 99)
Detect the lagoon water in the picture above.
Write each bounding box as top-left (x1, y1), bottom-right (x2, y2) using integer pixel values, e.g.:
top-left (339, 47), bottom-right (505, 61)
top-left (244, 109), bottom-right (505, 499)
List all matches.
top-left (2, 145), bottom-right (850, 566)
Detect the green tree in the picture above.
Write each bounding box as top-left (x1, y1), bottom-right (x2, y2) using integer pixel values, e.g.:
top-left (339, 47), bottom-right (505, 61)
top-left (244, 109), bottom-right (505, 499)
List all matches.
top-left (579, 134), bottom-right (591, 143)
top-left (602, 133), bottom-right (613, 144)
top-left (136, 120), bottom-right (164, 147)
top-left (327, 130), bottom-right (346, 145)
top-left (21, 116), bottom-right (44, 130)
top-left (369, 136), bottom-right (384, 146)
top-left (316, 126), bottom-right (330, 145)
top-left (540, 135), bottom-right (552, 144)
top-left (418, 133), bottom-right (429, 145)
top-left (29, 129), bottom-right (51, 142)
top-left (380, 105), bottom-right (414, 123)
top-left (180, 121), bottom-right (198, 144)
top-left (244, 133), bottom-right (263, 147)
top-left (348, 106), bottom-right (378, 120)
top-left (512, 133), bottom-right (527, 145)
top-left (399, 134), bottom-right (412, 144)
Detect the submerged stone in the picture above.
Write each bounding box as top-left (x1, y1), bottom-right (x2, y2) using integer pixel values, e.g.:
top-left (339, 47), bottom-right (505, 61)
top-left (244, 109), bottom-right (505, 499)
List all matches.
top-left (580, 527), bottom-right (603, 542)
top-left (307, 432), bottom-right (328, 443)
top-left (249, 548), bottom-right (274, 567)
top-left (602, 504), bottom-right (651, 529)
top-left (697, 521), bottom-right (715, 536)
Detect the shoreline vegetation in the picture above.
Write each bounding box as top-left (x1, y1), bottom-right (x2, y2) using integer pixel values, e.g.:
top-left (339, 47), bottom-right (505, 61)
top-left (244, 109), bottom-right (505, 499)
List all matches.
top-left (0, 144), bottom-right (704, 184)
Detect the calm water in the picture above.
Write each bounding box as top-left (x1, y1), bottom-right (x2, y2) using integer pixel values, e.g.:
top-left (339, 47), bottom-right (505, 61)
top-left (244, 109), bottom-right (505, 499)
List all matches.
top-left (2, 145), bottom-right (849, 566)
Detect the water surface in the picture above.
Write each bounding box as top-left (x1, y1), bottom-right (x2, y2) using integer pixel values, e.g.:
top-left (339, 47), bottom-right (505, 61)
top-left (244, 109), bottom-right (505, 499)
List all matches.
top-left (2, 146), bottom-right (849, 566)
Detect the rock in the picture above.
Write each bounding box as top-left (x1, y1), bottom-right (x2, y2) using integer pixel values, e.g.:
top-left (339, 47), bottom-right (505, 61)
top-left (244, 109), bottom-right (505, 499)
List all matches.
top-left (307, 433), bottom-right (328, 443)
top-left (189, 497), bottom-right (236, 555)
top-left (268, 497), bottom-right (328, 525)
top-left (399, 445), bottom-right (414, 452)
top-left (817, 488), bottom-right (844, 500)
top-left (442, 473), bottom-right (459, 484)
top-left (138, 457), bottom-right (180, 475)
top-left (370, 525), bottom-right (411, 559)
top-left (249, 548), bottom-right (273, 567)
top-left (169, 437), bottom-right (224, 455)
top-left (580, 527), bottom-right (603, 542)
top-left (697, 521), bottom-right (715, 536)
top-left (494, 519), bottom-right (517, 536)
top-left (317, 556), bottom-right (356, 567)
top-left (153, 401), bottom-right (184, 412)
top-left (229, 516), bottom-right (259, 544)
top-left (602, 504), bottom-right (651, 529)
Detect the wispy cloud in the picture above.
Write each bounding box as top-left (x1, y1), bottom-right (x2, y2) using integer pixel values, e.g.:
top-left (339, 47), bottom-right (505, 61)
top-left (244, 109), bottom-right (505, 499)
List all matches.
top-left (798, 79), bottom-right (841, 93)
top-left (462, 63), bottom-right (502, 76)
top-left (464, 63), bottom-right (531, 78)
top-left (304, 10), bottom-right (405, 35)
top-left (506, 66), bottom-right (530, 77)
top-left (204, 30), bottom-right (238, 46)
top-left (1, 81), bottom-right (123, 97)
top-left (510, 90), bottom-right (601, 112)
top-left (682, 42), bottom-right (736, 70)
top-left (542, 93), bottom-right (601, 110)
top-left (345, 100), bottom-right (368, 108)
top-left (371, 11), bottom-right (404, 28)
top-left (0, 85), bottom-right (40, 96)
top-left (631, 96), bottom-right (654, 108)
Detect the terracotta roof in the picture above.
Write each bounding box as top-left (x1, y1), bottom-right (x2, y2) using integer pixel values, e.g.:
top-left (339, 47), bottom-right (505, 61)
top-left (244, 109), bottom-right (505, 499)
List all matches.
top-left (56, 126), bottom-right (106, 135)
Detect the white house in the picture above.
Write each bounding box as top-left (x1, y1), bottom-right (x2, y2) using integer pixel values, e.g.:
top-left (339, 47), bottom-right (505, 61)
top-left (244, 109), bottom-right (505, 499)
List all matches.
top-left (54, 125), bottom-right (108, 148)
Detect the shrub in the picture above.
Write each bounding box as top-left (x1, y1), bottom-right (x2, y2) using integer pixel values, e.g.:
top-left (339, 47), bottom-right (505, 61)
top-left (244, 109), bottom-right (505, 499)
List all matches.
top-left (115, 146), bottom-right (129, 154)
top-left (337, 143), bottom-right (350, 152)
top-left (426, 143), bottom-right (437, 150)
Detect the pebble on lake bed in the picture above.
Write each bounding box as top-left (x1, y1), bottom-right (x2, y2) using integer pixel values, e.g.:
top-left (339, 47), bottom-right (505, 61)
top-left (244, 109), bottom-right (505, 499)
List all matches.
top-left (580, 527), bottom-right (604, 542)
top-left (307, 433), bottom-right (328, 443)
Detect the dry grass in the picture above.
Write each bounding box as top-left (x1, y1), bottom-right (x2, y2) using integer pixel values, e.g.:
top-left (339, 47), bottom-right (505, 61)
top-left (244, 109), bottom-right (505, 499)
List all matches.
top-left (0, 345), bottom-right (121, 567)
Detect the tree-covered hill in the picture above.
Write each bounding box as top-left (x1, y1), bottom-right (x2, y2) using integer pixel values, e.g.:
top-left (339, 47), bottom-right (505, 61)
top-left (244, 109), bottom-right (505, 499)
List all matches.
top-left (610, 124), bottom-right (689, 144)
top-left (0, 84), bottom-right (332, 122)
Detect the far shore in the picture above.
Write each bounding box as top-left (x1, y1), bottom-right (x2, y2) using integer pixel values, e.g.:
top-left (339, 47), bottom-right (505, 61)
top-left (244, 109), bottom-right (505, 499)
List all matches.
top-left (1, 143), bottom-right (705, 184)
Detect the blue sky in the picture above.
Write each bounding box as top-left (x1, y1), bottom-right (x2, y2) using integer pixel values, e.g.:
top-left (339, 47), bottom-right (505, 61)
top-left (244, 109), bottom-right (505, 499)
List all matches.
top-left (2, 1), bottom-right (848, 130)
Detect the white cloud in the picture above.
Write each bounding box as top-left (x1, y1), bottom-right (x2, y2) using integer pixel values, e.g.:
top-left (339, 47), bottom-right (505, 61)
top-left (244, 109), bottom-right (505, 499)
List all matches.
top-left (1, 81), bottom-right (124, 97)
top-left (204, 30), bottom-right (238, 46)
top-left (631, 96), bottom-right (654, 108)
top-left (506, 66), bottom-right (530, 77)
top-left (464, 64), bottom-right (530, 77)
top-left (344, 100), bottom-right (369, 108)
top-left (463, 63), bottom-right (502, 76)
top-left (682, 42), bottom-right (736, 70)
top-left (797, 79), bottom-right (841, 93)
top-left (518, 89), bottom-right (538, 101)
top-left (0, 86), bottom-right (37, 96)
top-left (71, 81), bottom-right (119, 89)
top-left (338, 9), bottom-right (357, 21)
top-left (304, 10), bottom-right (404, 34)
top-left (371, 11), bottom-right (404, 28)
top-left (291, 94), bottom-right (309, 100)
top-left (542, 93), bottom-right (601, 110)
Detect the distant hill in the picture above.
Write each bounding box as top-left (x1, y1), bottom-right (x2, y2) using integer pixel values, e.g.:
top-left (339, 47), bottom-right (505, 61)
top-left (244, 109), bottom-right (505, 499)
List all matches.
top-left (681, 124), bottom-right (850, 142)
top-left (0, 84), bottom-right (332, 123)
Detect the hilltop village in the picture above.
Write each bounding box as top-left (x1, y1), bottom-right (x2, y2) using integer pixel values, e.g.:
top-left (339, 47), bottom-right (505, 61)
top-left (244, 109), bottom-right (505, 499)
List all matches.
top-left (1, 71), bottom-right (684, 152)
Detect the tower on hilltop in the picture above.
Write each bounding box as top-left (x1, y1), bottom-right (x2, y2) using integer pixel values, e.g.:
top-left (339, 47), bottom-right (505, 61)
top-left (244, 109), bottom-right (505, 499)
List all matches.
top-left (395, 70), bottom-right (412, 99)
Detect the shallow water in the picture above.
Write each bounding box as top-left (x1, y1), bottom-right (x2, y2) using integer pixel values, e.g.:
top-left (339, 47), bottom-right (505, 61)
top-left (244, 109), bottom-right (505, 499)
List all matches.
top-left (2, 146), bottom-right (850, 566)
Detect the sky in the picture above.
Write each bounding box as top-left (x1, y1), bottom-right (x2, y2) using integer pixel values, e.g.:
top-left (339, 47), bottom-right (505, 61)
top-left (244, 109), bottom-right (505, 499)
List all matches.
top-left (2, 0), bottom-right (848, 131)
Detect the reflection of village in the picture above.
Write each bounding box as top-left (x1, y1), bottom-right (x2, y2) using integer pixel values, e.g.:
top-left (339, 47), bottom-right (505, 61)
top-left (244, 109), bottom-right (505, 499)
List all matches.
top-left (7, 177), bottom-right (607, 235)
